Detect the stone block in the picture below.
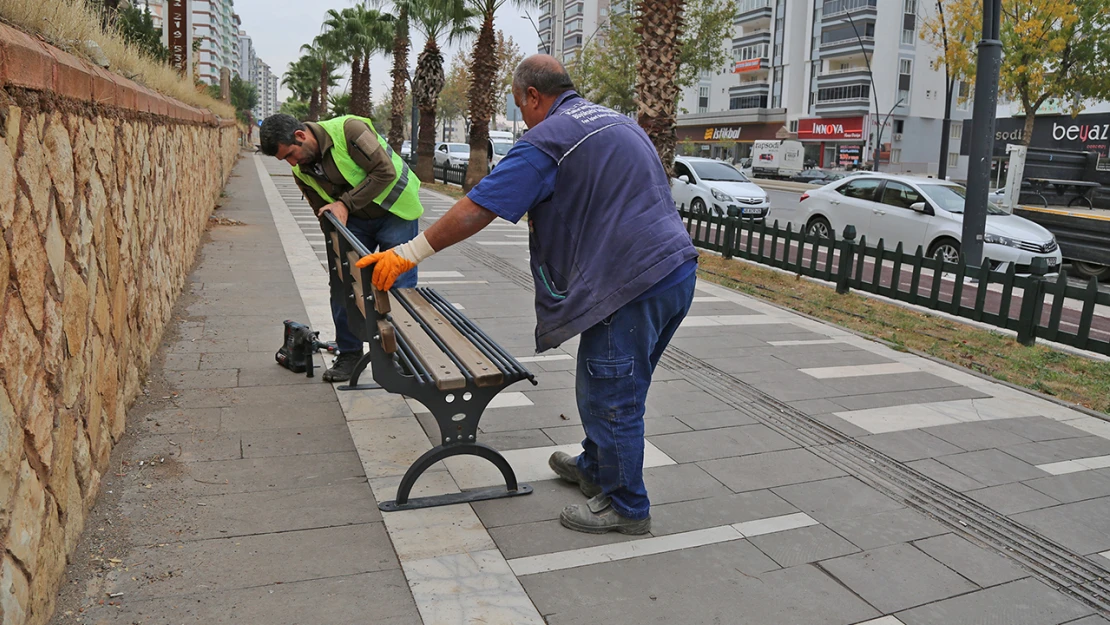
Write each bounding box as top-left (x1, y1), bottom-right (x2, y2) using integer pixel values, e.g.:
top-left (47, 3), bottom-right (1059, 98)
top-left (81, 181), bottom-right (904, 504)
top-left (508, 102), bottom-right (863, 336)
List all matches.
top-left (42, 115), bottom-right (75, 221)
top-left (15, 117), bottom-right (48, 227)
top-left (6, 460), bottom-right (44, 572)
top-left (41, 292), bottom-right (63, 379)
top-left (822, 543), bottom-right (977, 613)
top-left (0, 232), bottom-right (8, 309)
top-left (111, 274), bottom-right (127, 342)
top-left (43, 211), bottom-right (64, 295)
top-left (0, 122), bottom-right (14, 230)
top-left (9, 214), bottom-right (45, 331)
top-left (61, 264), bottom-right (88, 359)
top-left (0, 299), bottom-right (41, 415)
top-left (93, 277), bottom-right (110, 335)
top-left (0, 386), bottom-right (18, 532)
top-left (24, 373), bottom-right (54, 469)
top-left (0, 554), bottom-right (30, 625)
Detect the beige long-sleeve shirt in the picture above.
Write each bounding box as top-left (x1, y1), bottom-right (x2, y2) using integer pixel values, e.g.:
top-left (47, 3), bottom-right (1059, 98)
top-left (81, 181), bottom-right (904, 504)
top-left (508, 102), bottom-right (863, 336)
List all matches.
top-left (294, 118), bottom-right (398, 220)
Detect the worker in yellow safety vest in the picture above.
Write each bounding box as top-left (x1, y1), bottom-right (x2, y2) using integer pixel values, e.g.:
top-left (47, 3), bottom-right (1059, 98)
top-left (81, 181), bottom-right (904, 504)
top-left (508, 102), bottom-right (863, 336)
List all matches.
top-left (260, 113), bottom-right (424, 382)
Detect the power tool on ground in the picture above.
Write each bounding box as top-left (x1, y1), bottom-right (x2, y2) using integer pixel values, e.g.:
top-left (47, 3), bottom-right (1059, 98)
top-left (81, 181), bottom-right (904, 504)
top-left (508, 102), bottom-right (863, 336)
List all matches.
top-left (275, 320), bottom-right (338, 377)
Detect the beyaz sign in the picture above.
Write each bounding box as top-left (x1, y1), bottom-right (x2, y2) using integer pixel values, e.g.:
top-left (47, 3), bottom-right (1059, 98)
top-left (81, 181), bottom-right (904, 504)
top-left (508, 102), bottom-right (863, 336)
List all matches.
top-left (797, 117), bottom-right (864, 140)
top-left (1053, 121), bottom-right (1110, 143)
top-left (703, 127), bottom-right (742, 140)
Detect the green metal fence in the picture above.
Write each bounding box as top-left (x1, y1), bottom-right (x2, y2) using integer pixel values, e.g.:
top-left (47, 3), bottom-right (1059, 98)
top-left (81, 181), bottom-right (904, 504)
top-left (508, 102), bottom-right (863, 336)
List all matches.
top-left (679, 208), bottom-right (1110, 357)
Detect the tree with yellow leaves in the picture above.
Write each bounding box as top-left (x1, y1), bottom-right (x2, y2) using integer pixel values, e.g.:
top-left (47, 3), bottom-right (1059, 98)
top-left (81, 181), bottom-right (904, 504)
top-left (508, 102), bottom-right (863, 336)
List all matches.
top-left (919, 0), bottom-right (980, 178)
top-left (922, 0), bottom-right (1110, 158)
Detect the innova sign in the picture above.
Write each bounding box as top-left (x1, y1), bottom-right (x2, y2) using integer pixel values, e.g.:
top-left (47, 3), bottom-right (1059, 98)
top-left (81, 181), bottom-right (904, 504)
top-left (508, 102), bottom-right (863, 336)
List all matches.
top-left (797, 117), bottom-right (865, 140)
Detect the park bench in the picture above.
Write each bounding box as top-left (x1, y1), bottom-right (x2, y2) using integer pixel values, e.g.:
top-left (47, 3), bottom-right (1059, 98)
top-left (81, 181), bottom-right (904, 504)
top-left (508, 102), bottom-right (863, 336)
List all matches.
top-left (321, 213), bottom-right (536, 512)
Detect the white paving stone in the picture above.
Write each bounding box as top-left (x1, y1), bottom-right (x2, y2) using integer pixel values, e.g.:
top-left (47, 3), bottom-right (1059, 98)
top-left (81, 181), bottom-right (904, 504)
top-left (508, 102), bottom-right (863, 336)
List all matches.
top-left (680, 314), bottom-right (785, 327)
top-left (1035, 460), bottom-right (1088, 476)
top-left (855, 617), bottom-right (907, 625)
top-left (800, 363), bottom-right (919, 379)
top-left (405, 392), bottom-right (534, 415)
top-left (420, 270), bottom-right (465, 278)
top-left (382, 504), bottom-right (496, 562)
top-left (768, 339), bottom-right (845, 346)
top-left (515, 353), bottom-right (574, 363)
top-left (733, 512), bottom-right (819, 537)
top-left (404, 550), bottom-right (546, 625)
top-left (835, 404), bottom-right (961, 434)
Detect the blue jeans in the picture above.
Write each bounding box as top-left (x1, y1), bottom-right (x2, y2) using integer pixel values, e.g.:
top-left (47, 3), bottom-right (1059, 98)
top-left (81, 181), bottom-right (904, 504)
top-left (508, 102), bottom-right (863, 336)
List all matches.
top-left (575, 272), bottom-right (696, 520)
top-left (332, 213), bottom-right (419, 353)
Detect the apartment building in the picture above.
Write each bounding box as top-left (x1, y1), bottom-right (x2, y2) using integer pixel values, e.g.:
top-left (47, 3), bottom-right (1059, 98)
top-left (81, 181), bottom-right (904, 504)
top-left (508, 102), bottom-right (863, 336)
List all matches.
top-left (534, 0), bottom-right (629, 64)
top-left (238, 29), bottom-right (255, 82)
top-left (675, 0), bottom-right (958, 174)
top-left (251, 58), bottom-right (280, 121)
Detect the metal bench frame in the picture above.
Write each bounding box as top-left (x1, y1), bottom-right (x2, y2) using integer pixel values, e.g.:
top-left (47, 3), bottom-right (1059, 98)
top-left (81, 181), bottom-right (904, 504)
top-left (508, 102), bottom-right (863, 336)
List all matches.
top-left (321, 214), bottom-right (536, 511)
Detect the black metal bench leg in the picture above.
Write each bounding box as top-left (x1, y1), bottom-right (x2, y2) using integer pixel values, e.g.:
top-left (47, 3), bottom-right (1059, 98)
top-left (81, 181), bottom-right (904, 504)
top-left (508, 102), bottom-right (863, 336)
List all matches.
top-left (378, 442), bottom-right (533, 512)
top-left (337, 351), bottom-right (382, 391)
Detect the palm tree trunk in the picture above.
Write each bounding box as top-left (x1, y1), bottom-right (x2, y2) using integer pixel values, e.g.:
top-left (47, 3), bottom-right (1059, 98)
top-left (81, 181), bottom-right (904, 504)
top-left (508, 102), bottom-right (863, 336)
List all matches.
top-left (319, 59), bottom-right (330, 119)
top-left (309, 87), bottom-right (320, 122)
top-left (416, 108), bottom-right (438, 182)
top-left (360, 56), bottom-right (372, 117)
top-left (464, 14), bottom-right (498, 191)
top-left (413, 44), bottom-right (446, 183)
top-left (388, 10), bottom-right (410, 155)
top-left (351, 59), bottom-right (364, 116)
top-left (635, 0), bottom-right (685, 178)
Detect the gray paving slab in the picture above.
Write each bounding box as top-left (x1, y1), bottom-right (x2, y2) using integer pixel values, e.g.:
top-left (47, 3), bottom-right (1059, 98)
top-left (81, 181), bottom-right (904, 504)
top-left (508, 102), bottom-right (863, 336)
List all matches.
top-left (822, 543), bottom-right (978, 612)
top-left (1025, 470), bottom-right (1110, 504)
top-left (748, 524), bottom-right (860, 567)
top-left (772, 476), bottom-right (905, 522)
top-left (984, 416), bottom-right (1091, 442)
top-left (240, 423), bottom-right (357, 458)
top-left (479, 428), bottom-right (555, 450)
top-left (920, 421), bottom-right (1031, 451)
top-left (733, 371), bottom-right (845, 401)
top-left (644, 379), bottom-right (736, 416)
top-left (1005, 437), bottom-right (1110, 465)
top-left (643, 463), bottom-right (732, 504)
top-left (703, 355), bottom-right (797, 374)
top-left (935, 449), bottom-right (1049, 487)
top-left (967, 483), bottom-right (1061, 515)
top-left (859, 430), bottom-right (965, 462)
top-left (820, 372), bottom-right (964, 396)
top-left (145, 450), bottom-right (368, 497)
top-left (649, 489), bottom-right (798, 536)
top-left (537, 562), bottom-right (880, 625)
top-left (787, 398), bottom-right (849, 415)
top-left (164, 369), bottom-right (240, 389)
top-left (674, 408), bottom-right (760, 430)
top-left (699, 448), bottom-right (848, 492)
top-left (907, 457), bottom-right (988, 491)
top-left (807, 412), bottom-right (874, 437)
top-left (648, 424), bottom-right (798, 462)
top-left (162, 353), bottom-right (201, 370)
top-left (89, 570), bottom-right (421, 625)
top-left (219, 401), bottom-right (348, 431)
top-left (771, 348), bottom-right (897, 368)
top-left (1067, 616), bottom-right (1110, 625)
top-left (912, 533), bottom-right (1029, 587)
top-left (825, 507), bottom-right (948, 550)
top-left (668, 333), bottom-right (769, 355)
top-left (1013, 497), bottom-right (1110, 554)
top-left (830, 385), bottom-right (993, 411)
top-left (896, 578), bottom-right (1093, 625)
top-left (472, 478), bottom-right (585, 528)
top-left (129, 431), bottom-right (243, 463)
top-left (672, 322), bottom-right (825, 340)
top-left (490, 518), bottom-right (642, 559)
top-left (142, 407), bottom-right (222, 433)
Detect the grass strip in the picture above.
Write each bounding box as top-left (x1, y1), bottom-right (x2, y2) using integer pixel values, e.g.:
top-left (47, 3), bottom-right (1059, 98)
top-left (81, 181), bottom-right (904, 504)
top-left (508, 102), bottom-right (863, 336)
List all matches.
top-left (697, 252), bottom-right (1110, 414)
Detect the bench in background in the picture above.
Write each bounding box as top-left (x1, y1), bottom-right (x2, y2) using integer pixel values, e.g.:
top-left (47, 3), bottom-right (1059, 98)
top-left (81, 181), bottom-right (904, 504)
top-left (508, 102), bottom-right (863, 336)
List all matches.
top-left (321, 214), bottom-right (536, 511)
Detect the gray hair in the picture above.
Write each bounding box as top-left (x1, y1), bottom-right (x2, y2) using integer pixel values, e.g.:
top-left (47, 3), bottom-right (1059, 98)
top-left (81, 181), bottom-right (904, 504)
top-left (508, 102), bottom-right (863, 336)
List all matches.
top-left (512, 55), bottom-right (576, 97)
top-left (259, 114), bottom-right (305, 156)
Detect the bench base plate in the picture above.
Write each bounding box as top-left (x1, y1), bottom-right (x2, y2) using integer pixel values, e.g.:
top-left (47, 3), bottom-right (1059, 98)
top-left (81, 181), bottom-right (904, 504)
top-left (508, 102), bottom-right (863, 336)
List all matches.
top-left (336, 382), bottom-right (383, 391)
top-left (378, 484), bottom-right (533, 512)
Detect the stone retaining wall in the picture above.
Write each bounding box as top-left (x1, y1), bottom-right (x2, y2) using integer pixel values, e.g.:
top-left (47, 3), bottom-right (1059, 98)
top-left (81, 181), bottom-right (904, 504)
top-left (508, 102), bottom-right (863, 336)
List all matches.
top-left (0, 24), bottom-right (239, 625)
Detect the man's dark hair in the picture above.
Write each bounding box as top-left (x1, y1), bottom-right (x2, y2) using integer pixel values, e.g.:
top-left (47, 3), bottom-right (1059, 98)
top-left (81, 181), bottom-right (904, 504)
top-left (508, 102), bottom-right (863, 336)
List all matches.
top-left (259, 114), bottom-right (305, 156)
top-left (512, 55), bottom-right (576, 97)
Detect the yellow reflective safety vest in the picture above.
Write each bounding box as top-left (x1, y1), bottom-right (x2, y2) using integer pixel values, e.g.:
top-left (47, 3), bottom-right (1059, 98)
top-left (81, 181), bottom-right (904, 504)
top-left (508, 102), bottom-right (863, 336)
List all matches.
top-left (292, 115), bottom-right (423, 221)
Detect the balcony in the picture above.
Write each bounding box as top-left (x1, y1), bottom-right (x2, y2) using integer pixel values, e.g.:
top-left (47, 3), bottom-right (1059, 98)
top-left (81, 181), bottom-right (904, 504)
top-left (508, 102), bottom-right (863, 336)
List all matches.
top-left (819, 35), bottom-right (874, 57)
top-left (816, 66), bottom-right (871, 86)
top-left (814, 96), bottom-right (870, 115)
top-left (732, 80), bottom-right (770, 95)
top-left (822, 0), bottom-right (877, 21)
top-left (735, 0), bottom-right (772, 23)
top-left (733, 28), bottom-right (771, 45)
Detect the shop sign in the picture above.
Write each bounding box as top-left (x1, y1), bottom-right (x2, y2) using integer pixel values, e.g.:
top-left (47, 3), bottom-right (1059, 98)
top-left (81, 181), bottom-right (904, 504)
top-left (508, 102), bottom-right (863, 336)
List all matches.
top-left (838, 144), bottom-right (862, 166)
top-left (703, 127), bottom-right (742, 140)
top-left (166, 0), bottom-right (190, 74)
top-left (961, 112), bottom-right (1110, 159)
top-left (733, 59), bottom-right (762, 73)
top-left (797, 116), bottom-right (865, 140)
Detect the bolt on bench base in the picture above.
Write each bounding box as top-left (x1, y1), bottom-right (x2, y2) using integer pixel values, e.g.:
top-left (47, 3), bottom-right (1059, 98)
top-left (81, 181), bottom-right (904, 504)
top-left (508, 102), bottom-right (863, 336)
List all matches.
top-left (378, 441), bottom-right (534, 512)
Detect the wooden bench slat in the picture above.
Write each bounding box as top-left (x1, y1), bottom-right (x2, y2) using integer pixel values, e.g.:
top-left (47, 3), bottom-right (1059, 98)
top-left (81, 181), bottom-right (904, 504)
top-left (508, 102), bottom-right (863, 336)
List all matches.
top-left (396, 289), bottom-right (505, 388)
top-left (378, 319), bottom-right (397, 354)
top-left (388, 301), bottom-right (467, 391)
top-left (371, 282), bottom-right (391, 315)
top-left (330, 231), bottom-right (344, 281)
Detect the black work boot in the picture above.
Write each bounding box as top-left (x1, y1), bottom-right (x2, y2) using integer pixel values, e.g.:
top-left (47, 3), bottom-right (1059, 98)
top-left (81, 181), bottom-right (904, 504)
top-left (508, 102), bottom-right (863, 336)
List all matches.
top-left (322, 351), bottom-right (363, 383)
top-left (549, 451), bottom-right (603, 498)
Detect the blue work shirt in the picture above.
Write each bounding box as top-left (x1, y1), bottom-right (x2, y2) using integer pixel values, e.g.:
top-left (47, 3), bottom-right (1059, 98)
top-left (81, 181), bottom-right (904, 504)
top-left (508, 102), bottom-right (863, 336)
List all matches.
top-left (468, 144), bottom-right (696, 304)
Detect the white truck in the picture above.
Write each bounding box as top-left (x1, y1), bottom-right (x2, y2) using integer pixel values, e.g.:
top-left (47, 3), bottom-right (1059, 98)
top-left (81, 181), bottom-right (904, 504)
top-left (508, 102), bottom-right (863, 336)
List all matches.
top-left (751, 139), bottom-right (804, 180)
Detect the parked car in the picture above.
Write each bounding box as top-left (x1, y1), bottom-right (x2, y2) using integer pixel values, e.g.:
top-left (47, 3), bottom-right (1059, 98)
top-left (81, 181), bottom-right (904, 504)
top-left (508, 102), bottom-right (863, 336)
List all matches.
top-left (810, 171), bottom-right (866, 186)
top-left (790, 169), bottom-right (830, 184)
top-left (434, 142), bottom-right (470, 168)
top-left (671, 156), bottom-right (770, 220)
top-left (489, 138), bottom-right (513, 168)
top-left (401, 140), bottom-right (412, 158)
top-left (773, 173), bottom-right (1062, 272)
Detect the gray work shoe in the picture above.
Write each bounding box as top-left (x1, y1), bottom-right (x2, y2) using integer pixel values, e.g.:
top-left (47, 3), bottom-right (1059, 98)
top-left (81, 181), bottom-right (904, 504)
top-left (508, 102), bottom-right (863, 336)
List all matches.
top-left (560, 495), bottom-right (651, 535)
top-left (322, 351), bottom-right (363, 382)
top-left (548, 451), bottom-right (602, 498)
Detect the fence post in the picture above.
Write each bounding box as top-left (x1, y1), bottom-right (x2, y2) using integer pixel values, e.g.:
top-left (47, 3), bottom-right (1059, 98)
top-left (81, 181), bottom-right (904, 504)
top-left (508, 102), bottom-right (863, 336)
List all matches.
top-left (723, 208), bottom-right (739, 260)
top-left (836, 225), bottom-right (857, 295)
top-left (1016, 257), bottom-right (1050, 347)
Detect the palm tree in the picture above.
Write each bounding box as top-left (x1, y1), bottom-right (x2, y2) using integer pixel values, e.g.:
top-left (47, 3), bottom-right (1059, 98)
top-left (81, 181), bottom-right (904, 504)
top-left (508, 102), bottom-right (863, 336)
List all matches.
top-left (462, 0), bottom-right (537, 191)
top-left (322, 5), bottom-right (394, 117)
top-left (380, 0), bottom-right (415, 155)
top-left (410, 0), bottom-right (478, 182)
top-left (300, 40), bottom-right (339, 120)
top-left (282, 53), bottom-right (342, 121)
top-left (635, 0), bottom-right (685, 178)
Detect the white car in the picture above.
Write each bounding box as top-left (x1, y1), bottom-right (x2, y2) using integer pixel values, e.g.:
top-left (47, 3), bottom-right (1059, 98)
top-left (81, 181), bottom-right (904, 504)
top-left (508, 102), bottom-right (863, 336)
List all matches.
top-left (400, 140), bottom-right (412, 158)
top-left (434, 142), bottom-right (470, 168)
top-left (671, 156), bottom-right (770, 220)
top-left (489, 139), bottom-right (513, 168)
top-left (775, 173), bottom-right (1061, 272)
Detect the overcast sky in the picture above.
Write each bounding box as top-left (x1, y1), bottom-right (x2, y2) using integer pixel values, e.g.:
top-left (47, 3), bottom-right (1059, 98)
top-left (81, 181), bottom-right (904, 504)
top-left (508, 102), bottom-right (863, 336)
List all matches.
top-left (231, 0), bottom-right (543, 102)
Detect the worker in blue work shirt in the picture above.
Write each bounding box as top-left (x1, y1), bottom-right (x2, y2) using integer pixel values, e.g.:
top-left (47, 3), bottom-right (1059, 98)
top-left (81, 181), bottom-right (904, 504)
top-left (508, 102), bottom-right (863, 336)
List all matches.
top-left (356, 55), bottom-right (698, 535)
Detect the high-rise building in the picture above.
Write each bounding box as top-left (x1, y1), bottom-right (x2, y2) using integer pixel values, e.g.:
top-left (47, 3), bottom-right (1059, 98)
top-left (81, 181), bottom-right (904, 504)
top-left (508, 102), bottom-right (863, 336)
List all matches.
top-left (238, 30), bottom-right (255, 82)
top-left (534, 0), bottom-right (621, 65)
top-left (191, 0), bottom-right (239, 85)
top-left (251, 58), bottom-right (279, 120)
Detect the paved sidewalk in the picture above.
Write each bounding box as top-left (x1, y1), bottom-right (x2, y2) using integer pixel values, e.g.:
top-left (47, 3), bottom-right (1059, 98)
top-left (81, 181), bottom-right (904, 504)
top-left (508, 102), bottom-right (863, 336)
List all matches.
top-left (58, 154), bottom-right (1110, 624)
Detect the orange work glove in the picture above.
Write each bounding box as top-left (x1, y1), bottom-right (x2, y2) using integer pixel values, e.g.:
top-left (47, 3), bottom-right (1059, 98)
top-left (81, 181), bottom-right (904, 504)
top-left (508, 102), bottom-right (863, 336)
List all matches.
top-left (355, 249), bottom-right (417, 291)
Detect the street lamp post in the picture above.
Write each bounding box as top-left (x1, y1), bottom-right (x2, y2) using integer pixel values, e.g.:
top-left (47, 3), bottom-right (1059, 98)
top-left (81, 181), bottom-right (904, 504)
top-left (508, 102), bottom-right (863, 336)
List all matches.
top-left (523, 14), bottom-right (550, 55)
top-left (842, 11), bottom-right (884, 171)
top-left (961, 0), bottom-right (1003, 269)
